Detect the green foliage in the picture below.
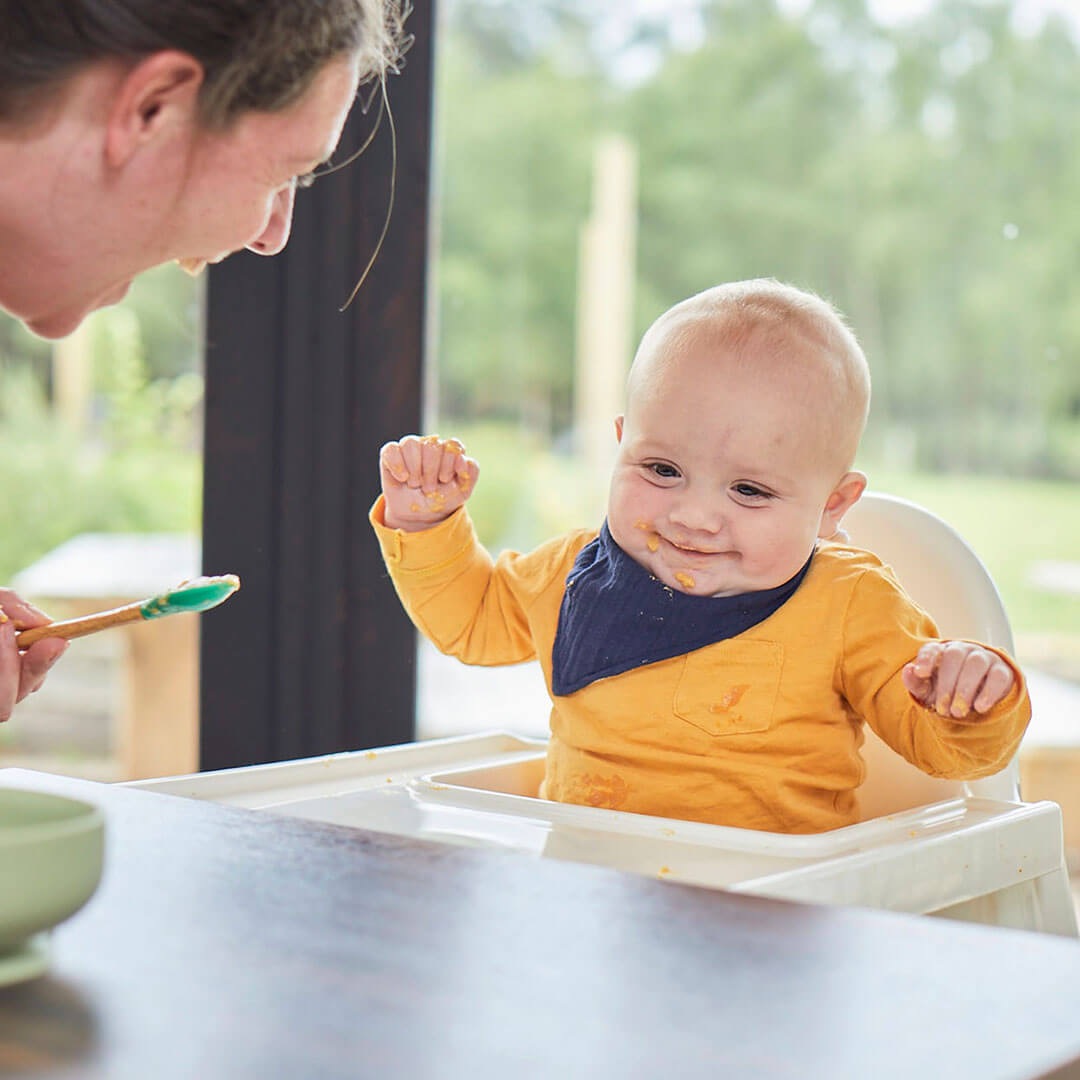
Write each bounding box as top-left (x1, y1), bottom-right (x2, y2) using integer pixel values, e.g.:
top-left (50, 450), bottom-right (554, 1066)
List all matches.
top-left (867, 463), bottom-right (1080, 636)
top-left (0, 269), bottom-right (202, 583)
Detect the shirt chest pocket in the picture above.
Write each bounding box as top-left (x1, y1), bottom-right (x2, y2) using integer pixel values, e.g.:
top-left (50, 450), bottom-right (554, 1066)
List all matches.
top-left (673, 641), bottom-right (784, 737)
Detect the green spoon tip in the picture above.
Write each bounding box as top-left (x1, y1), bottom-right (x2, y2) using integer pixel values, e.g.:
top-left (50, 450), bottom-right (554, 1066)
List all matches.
top-left (141, 574), bottom-right (241, 619)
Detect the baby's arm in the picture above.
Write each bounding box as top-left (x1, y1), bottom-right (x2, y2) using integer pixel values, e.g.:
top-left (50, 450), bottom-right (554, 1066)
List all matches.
top-left (379, 435), bottom-right (479, 533)
top-left (901, 641), bottom-right (1015, 719)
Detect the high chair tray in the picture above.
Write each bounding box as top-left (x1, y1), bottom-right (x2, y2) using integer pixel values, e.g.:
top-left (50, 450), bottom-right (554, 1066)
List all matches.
top-left (127, 731), bottom-right (1074, 931)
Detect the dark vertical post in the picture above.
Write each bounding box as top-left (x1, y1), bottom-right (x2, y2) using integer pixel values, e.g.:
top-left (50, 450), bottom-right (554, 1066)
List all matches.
top-left (199, 3), bottom-right (433, 769)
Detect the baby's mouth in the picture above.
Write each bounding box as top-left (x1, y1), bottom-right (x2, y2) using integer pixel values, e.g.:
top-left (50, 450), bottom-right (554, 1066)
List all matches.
top-left (665, 538), bottom-right (726, 557)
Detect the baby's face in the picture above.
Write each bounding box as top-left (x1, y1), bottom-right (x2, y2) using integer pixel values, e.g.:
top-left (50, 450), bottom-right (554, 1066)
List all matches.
top-left (607, 336), bottom-right (850, 597)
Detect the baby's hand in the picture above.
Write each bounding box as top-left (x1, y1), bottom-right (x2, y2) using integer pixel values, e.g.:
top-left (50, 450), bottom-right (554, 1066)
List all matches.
top-left (379, 435), bottom-right (479, 532)
top-left (902, 641), bottom-right (1015, 719)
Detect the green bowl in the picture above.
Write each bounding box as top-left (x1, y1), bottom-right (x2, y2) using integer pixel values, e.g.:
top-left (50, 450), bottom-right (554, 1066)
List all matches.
top-left (0, 788), bottom-right (105, 955)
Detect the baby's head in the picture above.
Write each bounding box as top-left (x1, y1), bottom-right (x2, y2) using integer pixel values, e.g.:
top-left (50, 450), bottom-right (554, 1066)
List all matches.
top-left (608, 279), bottom-right (870, 597)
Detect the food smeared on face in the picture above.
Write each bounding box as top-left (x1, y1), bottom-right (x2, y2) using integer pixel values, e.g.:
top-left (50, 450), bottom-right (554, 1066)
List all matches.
top-left (635, 519), bottom-right (661, 552)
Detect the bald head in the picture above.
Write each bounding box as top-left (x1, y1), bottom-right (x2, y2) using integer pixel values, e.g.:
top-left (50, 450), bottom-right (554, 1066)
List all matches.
top-left (628, 280), bottom-right (871, 477)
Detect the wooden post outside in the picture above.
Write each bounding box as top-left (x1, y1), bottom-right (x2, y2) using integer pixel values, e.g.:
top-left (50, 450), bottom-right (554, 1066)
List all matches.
top-left (574, 134), bottom-right (638, 480)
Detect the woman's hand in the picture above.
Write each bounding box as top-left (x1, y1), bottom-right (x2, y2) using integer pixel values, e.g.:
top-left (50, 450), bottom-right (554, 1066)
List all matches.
top-left (0, 589), bottom-right (68, 722)
top-left (902, 640), bottom-right (1015, 719)
top-left (379, 434), bottom-right (479, 533)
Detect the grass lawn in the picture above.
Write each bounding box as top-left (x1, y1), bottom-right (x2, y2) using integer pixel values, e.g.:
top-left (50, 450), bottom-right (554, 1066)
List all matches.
top-left (865, 467), bottom-right (1080, 637)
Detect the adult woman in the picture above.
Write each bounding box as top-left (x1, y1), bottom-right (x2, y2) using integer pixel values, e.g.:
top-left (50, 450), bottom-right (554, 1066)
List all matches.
top-left (0, 0), bottom-right (406, 720)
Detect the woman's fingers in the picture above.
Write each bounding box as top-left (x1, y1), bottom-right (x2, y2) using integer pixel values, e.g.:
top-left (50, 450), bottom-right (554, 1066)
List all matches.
top-left (0, 613), bottom-right (17, 723)
top-left (0, 593), bottom-right (68, 719)
top-left (16, 638), bottom-right (67, 704)
top-left (0, 589), bottom-right (52, 629)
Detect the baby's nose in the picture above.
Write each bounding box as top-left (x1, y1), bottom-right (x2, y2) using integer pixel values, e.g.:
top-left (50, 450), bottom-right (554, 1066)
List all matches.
top-left (669, 496), bottom-right (725, 534)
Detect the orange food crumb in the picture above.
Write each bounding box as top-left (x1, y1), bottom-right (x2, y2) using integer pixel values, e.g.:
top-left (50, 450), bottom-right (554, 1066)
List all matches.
top-left (445, 438), bottom-right (465, 454)
top-left (658, 866), bottom-right (672, 877)
top-left (674, 571), bottom-right (696, 590)
top-left (365, 751), bottom-right (377, 760)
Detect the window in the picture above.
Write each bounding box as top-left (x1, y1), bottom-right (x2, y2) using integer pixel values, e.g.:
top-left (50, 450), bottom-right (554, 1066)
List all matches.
top-left (2, 266), bottom-right (203, 780)
top-left (421, 0), bottom-right (1080, 859)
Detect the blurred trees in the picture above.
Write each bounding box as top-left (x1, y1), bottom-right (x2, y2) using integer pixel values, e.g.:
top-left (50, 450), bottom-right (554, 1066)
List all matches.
top-left (3, 0), bottom-right (1079, 583)
top-left (435, 0), bottom-right (1080, 478)
top-left (0, 266), bottom-right (202, 579)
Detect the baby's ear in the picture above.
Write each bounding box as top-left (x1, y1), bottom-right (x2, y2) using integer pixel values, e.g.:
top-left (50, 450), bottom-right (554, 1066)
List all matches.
top-left (818, 471), bottom-right (867, 539)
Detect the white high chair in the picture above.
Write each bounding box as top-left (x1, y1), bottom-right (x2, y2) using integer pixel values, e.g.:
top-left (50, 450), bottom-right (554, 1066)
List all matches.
top-left (842, 491), bottom-right (1022, 815)
top-left (401, 492), bottom-right (1078, 936)
top-left (131, 493), bottom-right (1078, 936)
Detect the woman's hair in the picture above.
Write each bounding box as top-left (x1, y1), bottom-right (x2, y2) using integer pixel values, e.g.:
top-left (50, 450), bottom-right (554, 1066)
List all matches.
top-left (1, 0), bottom-right (408, 128)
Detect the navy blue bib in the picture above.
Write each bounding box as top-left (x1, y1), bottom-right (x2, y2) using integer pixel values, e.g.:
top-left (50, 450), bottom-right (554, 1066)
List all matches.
top-left (551, 523), bottom-right (813, 696)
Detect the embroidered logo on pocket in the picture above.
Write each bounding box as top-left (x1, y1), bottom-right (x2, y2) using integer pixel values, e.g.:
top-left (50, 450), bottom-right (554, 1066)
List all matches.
top-left (673, 642), bottom-right (784, 737)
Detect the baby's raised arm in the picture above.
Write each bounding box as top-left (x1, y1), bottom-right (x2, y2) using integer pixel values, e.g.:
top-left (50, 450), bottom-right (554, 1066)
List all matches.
top-left (379, 435), bottom-right (479, 532)
top-left (901, 641), bottom-right (1016, 718)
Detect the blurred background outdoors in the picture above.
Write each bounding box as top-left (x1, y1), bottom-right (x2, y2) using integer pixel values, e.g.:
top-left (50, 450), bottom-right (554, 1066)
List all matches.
top-left (2, 0), bottom-right (1079, 844)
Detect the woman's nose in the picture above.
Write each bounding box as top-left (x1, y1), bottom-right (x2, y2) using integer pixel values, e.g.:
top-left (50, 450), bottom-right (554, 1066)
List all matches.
top-left (246, 186), bottom-right (297, 257)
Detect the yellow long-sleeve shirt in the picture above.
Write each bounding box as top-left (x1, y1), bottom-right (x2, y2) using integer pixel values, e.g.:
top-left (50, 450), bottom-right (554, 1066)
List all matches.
top-left (370, 496), bottom-right (1030, 833)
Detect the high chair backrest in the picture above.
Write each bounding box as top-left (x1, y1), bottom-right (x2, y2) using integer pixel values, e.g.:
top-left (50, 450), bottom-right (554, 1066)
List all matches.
top-left (840, 491), bottom-right (1022, 817)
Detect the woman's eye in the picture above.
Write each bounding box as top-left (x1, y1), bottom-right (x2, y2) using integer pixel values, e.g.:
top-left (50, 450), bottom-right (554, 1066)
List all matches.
top-left (648, 462), bottom-right (681, 479)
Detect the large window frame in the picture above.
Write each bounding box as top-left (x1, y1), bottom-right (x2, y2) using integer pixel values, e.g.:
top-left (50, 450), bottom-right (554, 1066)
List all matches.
top-left (199, 3), bottom-right (434, 769)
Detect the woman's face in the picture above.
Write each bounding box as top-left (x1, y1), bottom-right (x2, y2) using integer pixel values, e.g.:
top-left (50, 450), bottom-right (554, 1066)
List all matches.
top-left (14, 54), bottom-right (361, 339)
top-left (171, 54), bottom-right (363, 276)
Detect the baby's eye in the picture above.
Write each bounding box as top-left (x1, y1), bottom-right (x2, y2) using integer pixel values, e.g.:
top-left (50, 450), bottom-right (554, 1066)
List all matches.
top-left (732, 483), bottom-right (770, 500)
top-left (647, 462), bottom-right (681, 479)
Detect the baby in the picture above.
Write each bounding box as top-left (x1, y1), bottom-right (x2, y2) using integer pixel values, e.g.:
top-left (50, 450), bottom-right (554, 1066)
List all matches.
top-left (370, 279), bottom-right (1030, 833)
